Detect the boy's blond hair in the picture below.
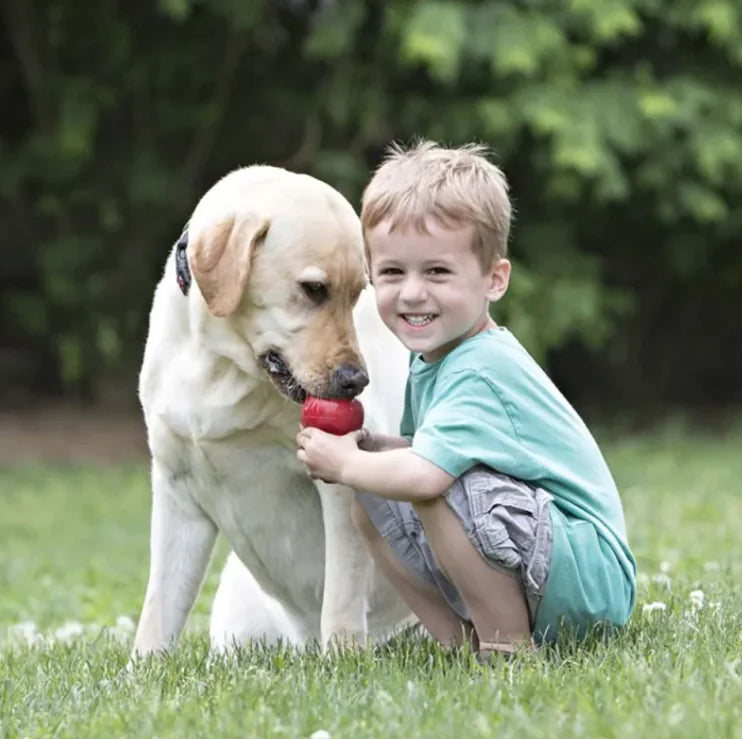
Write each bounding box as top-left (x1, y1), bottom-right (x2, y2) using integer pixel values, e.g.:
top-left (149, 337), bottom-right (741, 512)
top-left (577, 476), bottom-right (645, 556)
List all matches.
top-left (361, 140), bottom-right (512, 272)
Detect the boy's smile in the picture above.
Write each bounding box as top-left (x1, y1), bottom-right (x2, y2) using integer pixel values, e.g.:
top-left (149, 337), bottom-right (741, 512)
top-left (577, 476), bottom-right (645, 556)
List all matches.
top-left (402, 313), bottom-right (436, 327)
top-left (368, 219), bottom-right (510, 361)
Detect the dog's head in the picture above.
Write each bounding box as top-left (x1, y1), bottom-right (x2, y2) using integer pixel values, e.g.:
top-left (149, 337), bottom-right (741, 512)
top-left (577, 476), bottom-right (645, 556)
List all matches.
top-left (187, 167), bottom-right (369, 403)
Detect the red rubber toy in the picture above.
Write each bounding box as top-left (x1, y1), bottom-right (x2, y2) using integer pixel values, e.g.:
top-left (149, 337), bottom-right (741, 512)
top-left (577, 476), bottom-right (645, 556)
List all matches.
top-left (301, 396), bottom-right (364, 435)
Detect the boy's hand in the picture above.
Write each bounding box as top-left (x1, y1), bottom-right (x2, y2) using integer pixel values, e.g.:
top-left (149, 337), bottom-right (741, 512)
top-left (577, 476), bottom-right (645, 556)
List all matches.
top-left (296, 426), bottom-right (362, 484)
top-left (355, 427), bottom-right (377, 451)
top-left (357, 430), bottom-right (412, 452)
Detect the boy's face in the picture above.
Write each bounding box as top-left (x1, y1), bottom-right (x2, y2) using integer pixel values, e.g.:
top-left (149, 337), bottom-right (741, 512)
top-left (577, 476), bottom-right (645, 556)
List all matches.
top-left (367, 219), bottom-right (510, 361)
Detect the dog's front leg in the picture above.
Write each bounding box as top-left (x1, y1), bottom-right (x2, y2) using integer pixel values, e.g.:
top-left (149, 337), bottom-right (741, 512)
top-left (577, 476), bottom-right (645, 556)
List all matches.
top-left (132, 466), bottom-right (217, 657)
top-left (315, 481), bottom-right (373, 649)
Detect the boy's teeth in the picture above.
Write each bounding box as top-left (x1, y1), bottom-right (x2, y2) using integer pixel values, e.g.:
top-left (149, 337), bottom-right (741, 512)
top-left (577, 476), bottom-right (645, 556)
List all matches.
top-left (404, 314), bottom-right (434, 326)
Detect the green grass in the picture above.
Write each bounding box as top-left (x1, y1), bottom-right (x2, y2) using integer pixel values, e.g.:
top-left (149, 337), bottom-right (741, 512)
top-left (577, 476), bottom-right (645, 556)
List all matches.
top-left (2, 422), bottom-right (742, 738)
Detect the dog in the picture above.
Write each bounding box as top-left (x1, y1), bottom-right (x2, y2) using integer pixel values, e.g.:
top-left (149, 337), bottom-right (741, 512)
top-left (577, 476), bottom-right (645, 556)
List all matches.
top-left (133, 165), bottom-right (412, 656)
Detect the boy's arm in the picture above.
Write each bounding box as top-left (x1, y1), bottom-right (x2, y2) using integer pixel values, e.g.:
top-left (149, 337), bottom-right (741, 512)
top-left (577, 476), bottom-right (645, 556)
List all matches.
top-left (297, 428), bottom-right (454, 502)
top-left (340, 447), bottom-right (454, 502)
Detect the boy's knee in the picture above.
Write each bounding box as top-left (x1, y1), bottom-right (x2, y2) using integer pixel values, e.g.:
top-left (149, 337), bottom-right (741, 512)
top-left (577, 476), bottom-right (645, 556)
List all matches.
top-left (351, 497), bottom-right (380, 540)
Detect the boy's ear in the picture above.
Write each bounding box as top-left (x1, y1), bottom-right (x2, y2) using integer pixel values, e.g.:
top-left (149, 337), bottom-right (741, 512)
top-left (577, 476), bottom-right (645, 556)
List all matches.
top-left (363, 243), bottom-right (373, 285)
top-left (486, 258), bottom-right (511, 302)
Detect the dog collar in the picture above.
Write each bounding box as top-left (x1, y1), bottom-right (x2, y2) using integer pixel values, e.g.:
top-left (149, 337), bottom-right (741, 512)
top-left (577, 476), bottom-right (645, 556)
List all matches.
top-left (175, 226), bottom-right (191, 296)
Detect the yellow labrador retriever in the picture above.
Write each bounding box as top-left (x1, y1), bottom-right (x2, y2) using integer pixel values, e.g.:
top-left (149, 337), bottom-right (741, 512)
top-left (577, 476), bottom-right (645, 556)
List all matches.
top-left (133, 166), bottom-right (411, 655)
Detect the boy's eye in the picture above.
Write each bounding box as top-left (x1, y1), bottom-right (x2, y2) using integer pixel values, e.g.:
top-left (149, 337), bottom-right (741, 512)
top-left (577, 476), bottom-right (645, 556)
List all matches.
top-left (428, 267), bottom-right (451, 275)
top-left (378, 267), bottom-right (403, 276)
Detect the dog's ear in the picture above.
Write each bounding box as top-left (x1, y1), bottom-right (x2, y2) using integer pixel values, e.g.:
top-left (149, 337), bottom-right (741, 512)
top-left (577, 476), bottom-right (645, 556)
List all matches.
top-left (190, 214), bottom-right (270, 317)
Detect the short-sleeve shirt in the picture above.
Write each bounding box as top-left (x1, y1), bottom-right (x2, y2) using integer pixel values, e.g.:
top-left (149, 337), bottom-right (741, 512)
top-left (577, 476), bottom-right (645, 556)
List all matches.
top-left (401, 327), bottom-right (636, 634)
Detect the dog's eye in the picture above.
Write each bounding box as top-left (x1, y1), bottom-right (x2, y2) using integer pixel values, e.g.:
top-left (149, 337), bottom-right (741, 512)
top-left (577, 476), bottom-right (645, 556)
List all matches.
top-left (300, 281), bottom-right (328, 304)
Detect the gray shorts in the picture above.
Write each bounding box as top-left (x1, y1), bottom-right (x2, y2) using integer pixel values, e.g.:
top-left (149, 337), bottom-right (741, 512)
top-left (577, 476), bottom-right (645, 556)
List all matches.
top-left (356, 466), bottom-right (554, 627)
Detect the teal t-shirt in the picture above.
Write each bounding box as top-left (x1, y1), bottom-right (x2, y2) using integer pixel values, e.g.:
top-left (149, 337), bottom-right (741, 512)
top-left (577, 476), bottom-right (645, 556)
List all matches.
top-left (401, 328), bottom-right (636, 639)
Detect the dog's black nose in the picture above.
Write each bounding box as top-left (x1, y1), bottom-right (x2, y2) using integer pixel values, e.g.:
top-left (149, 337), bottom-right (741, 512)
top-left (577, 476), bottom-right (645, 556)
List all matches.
top-left (331, 364), bottom-right (369, 398)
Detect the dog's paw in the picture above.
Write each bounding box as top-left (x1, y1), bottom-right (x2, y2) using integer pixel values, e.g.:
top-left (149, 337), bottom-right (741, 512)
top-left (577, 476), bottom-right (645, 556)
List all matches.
top-left (321, 629), bottom-right (368, 654)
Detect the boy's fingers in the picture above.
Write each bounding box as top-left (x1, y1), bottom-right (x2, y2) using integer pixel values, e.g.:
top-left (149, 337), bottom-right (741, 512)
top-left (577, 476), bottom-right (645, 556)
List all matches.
top-left (296, 427), bottom-right (313, 448)
top-left (356, 427), bottom-right (374, 451)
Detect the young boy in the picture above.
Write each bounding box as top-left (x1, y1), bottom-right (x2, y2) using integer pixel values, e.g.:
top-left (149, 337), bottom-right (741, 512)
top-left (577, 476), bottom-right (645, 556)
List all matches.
top-left (296, 141), bottom-right (635, 660)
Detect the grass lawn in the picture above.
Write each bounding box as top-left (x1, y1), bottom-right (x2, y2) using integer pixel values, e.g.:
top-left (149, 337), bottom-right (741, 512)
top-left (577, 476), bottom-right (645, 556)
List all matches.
top-left (1, 421), bottom-right (741, 738)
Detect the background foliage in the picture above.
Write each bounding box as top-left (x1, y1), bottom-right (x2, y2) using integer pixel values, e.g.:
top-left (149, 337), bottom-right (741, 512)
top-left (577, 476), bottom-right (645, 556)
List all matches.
top-left (1, 0), bottom-right (740, 414)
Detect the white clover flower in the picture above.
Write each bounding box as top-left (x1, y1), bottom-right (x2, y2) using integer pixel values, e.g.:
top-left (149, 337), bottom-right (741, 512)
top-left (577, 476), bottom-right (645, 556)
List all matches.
top-left (642, 601), bottom-right (667, 615)
top-left (689, 590), bottom-right (704, 610)
top-left (106, 615), bottom-right (137, 641)
top-left (54, 621), bottom-right (85, 642)
top-left (310, 731), bottom-right (331, 739)
top-left (8, 620), bottom-right (41, 645)
top-left (659, 560), bottom-right (672, 574)
top-left (652, 573), bottom-right (672, 588)
top-left (115, 616), bottom-right (136, 633)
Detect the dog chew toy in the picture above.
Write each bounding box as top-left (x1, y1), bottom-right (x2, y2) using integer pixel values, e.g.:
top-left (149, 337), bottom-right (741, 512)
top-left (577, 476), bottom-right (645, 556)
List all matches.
top-left (301, 396), bottom-right (365, 435)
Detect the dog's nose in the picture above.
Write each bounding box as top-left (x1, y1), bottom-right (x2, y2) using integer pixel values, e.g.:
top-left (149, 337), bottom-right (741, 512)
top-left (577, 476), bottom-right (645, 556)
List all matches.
top-left (331, 364), bottom-right (369, 398)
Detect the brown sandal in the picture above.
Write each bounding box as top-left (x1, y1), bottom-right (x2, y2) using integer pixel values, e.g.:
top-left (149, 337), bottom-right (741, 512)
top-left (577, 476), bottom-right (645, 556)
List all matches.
top-left (476, 638), bottom-right (535, 665)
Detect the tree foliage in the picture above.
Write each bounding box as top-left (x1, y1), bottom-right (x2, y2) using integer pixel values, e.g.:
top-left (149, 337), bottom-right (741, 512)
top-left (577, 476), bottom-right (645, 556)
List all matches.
top-left (1, 0), bottom-right (740, 409)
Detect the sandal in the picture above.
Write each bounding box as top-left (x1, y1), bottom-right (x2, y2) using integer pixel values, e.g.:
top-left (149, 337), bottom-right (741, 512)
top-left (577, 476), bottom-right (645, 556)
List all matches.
top-left (476, 638), bottom-right (535, 665)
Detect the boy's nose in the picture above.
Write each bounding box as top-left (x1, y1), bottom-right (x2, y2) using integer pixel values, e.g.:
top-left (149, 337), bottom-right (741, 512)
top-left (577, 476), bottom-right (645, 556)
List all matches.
top-left (399, 275), bottom-right (427, 303)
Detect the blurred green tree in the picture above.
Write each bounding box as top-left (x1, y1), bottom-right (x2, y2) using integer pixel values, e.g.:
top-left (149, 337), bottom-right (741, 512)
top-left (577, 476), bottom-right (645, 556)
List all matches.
top-left (1, 0), bottom-right (740, 412)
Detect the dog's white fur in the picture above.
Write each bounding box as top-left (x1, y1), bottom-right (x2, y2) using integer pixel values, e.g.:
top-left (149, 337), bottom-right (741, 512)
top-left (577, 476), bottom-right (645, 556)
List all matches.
top-left (133, 166), bottom-right (411, 655)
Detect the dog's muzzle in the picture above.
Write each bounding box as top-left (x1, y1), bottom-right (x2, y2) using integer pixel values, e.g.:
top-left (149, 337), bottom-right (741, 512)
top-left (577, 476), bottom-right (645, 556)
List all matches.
top-left (330, 364), bottom-right (369, 399)
top-left (259, 352), bottom-right (369, 403)
top-left (260, 351), bottom-right (308, 404)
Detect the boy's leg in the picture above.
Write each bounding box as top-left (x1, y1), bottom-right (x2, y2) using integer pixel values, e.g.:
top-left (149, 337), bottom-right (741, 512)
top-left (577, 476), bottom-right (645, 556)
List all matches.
top-left (351, 498), bottom-right (474, 647)
top-left (413, 495), bottom-right (532, 653)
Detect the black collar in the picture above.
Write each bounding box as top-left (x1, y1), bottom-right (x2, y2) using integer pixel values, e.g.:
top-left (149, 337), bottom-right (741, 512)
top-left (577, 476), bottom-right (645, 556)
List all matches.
top-left (175, 226), bottom-right (191, 295)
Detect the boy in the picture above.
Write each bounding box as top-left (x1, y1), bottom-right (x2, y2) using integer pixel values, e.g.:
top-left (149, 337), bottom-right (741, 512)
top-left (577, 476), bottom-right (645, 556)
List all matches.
top-left (297, 141), bottom-right (635, 660)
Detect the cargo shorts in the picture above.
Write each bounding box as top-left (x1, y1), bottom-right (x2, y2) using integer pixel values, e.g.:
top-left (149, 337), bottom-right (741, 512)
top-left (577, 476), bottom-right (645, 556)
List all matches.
top-left (356, 465), bottom-right (554, 630)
